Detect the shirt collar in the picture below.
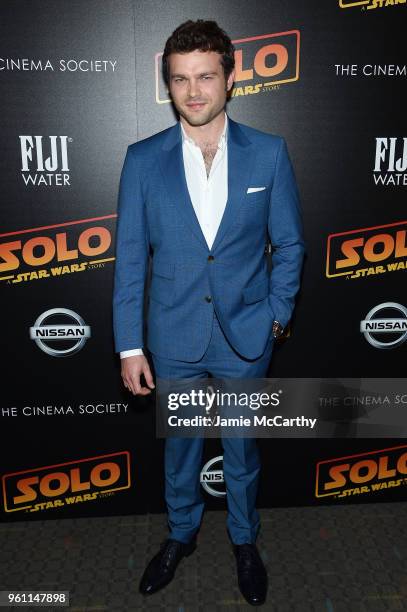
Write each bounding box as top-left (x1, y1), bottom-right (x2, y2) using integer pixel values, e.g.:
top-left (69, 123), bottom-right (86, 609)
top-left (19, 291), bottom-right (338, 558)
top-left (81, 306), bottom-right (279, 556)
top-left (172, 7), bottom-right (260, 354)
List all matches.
top-left (180, 112), bottom-right (228, 150)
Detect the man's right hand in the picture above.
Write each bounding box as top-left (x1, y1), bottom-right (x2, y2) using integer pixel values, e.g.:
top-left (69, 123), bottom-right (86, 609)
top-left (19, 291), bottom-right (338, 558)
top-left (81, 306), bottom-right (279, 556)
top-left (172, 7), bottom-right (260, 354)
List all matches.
top-left (121, 355), bottom-right (155, 396)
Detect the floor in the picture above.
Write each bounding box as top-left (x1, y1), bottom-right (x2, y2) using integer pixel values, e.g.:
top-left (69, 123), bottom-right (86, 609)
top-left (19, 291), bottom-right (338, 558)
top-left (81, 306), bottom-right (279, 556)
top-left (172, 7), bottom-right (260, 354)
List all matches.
top-left (1, 502), bottom-right (407, 611)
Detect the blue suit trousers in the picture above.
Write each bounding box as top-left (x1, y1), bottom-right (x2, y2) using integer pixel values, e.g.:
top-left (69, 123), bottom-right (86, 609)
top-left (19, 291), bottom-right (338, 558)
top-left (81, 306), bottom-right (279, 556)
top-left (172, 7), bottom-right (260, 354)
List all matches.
top-left (151, 309), bottom-right (273, 545)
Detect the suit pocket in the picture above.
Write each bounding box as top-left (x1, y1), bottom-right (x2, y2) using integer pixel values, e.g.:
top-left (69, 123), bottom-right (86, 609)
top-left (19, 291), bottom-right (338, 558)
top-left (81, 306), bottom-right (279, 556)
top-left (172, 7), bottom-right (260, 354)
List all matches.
top-left (151, 260), bottom-right (174, 279)
top-left (149, 261), bottom-right (174, 306)
top-left (242, 276), bottom-right (269, 304)
top-left (246, 187), bottom-right (269, 203)
top-left (237, 190), bottom-right (269, 228)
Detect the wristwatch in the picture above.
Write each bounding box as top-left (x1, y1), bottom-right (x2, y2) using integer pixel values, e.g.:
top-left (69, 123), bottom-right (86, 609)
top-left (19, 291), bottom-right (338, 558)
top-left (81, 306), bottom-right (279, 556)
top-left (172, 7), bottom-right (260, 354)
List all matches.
top-left (272, 320), bottom-right (284, 338)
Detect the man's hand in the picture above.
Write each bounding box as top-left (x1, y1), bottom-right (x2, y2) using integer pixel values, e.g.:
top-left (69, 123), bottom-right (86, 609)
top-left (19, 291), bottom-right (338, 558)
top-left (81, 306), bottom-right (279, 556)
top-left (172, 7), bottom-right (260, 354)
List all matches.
top-left (121, 355), bottom-right (155, 396)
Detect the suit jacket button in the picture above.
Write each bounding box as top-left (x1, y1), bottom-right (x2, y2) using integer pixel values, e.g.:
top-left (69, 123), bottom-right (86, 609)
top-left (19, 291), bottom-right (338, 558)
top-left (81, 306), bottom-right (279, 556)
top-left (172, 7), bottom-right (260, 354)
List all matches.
top-left (205, 296), bottom-right (212, 303)
top-left (207, 255), bottom-right (214, 261)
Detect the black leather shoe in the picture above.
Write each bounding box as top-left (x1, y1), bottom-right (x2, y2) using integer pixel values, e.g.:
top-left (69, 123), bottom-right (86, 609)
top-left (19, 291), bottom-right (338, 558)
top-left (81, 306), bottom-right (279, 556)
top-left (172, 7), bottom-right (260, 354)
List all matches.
top-left (233, 543), bottom-right (268, 606)
top-left (139, 537), bottom-right (197, 595)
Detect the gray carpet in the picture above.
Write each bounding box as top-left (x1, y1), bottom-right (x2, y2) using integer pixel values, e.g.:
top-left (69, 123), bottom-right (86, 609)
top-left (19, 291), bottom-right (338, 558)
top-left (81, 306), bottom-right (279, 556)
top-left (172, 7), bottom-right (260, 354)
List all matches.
top-left (1, 502), bottom-right (407, 611)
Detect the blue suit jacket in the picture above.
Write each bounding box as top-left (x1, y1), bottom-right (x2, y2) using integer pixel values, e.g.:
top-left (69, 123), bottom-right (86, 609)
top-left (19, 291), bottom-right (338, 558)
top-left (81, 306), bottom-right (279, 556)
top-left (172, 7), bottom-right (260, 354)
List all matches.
top-left (113, 115), bottom-right (305, 361)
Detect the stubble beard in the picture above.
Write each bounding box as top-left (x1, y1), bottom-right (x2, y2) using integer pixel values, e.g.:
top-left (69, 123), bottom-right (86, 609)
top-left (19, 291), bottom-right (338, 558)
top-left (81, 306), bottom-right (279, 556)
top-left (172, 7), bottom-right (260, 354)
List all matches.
top-left (176, 99), bottom-right (226, 129)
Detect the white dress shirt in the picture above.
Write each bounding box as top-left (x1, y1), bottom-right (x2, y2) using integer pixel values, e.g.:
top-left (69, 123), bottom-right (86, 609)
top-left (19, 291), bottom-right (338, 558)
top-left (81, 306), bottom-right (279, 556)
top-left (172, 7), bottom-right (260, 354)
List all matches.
top-left (120, 112), bottom-right (229, 359)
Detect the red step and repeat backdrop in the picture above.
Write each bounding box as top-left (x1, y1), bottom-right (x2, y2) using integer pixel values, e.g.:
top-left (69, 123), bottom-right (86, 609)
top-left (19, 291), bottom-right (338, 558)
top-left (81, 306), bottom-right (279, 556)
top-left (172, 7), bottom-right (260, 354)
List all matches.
top-left (0, 0), bottom-right (405, 522)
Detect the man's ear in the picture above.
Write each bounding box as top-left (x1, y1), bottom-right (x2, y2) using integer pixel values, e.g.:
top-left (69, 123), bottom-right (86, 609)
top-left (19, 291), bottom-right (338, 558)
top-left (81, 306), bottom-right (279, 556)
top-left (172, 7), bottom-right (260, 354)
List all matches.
top-left (226, 69), bottom-right (235, 92)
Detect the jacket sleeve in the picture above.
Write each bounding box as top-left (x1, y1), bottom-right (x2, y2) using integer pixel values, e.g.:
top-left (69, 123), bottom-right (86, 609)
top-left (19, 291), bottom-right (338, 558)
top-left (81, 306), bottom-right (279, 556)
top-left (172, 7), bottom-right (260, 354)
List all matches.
top-left (112, 146), bottom-right (149, 352)
top-left (267, 137), bottom-right (306, 329)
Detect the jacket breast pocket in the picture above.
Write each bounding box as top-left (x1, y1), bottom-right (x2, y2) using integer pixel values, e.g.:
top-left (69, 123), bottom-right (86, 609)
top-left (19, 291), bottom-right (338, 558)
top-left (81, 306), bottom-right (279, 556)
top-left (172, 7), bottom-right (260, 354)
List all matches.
top-left (246, 186), bottom-right (270, 204)
top-left (238, 190), bottom-right (269, 227)
top-left (242, 276), bottom-right (269, 304)
top-left (247, 190), bottom-right (267, 201)
top-left (149, 261), bottom-right (175, 307)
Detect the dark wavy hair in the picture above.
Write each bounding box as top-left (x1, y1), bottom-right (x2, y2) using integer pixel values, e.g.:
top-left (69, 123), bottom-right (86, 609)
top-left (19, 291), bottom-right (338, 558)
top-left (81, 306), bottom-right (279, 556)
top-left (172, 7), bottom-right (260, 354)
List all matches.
top-left (162, 19), bottom-right (235, 86)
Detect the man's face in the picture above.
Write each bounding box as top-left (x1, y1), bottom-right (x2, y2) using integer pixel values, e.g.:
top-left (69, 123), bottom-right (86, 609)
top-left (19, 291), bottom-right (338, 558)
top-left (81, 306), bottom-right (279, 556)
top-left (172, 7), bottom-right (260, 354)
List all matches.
top-left (167, 49), bottom-right (234, 128)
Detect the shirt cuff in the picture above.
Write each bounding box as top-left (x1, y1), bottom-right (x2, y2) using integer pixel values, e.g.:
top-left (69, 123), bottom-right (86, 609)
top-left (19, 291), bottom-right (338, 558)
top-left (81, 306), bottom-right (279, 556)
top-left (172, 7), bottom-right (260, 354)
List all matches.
top-left (120, 348), bottom-right (144, 358)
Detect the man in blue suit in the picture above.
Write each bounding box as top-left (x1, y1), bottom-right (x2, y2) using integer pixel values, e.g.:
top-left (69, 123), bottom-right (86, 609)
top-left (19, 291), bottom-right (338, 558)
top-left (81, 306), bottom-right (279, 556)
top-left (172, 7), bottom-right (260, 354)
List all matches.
top-left (113, 19), bottom-right (305, 606)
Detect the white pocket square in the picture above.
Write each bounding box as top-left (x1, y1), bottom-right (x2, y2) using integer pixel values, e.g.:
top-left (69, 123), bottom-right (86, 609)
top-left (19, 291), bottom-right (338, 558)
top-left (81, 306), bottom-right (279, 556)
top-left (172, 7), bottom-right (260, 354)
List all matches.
top-left (247, 186), bottom-right (266, 193)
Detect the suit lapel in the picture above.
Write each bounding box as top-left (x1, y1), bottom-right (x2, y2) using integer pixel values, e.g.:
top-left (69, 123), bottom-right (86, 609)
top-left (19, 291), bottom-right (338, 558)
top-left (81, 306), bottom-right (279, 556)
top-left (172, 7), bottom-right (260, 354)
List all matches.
top-left (158, 122), bottom-right (209, 250)
top-left (157, 116), bottom-right (255, 253)
top-left (211, 117), bottom-right (254, 252)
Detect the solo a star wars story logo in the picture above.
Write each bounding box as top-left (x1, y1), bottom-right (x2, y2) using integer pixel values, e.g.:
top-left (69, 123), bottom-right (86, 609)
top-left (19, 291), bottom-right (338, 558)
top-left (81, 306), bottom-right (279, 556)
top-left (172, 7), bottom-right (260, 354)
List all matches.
top-left (325, 220), bottom-right (407, 279)
top-left (2, 452), bottom-right (131, 513)
top-left (0, 214), bottom-right (116, 285)
top-left (315, 445), bottom-right (407, 499)
top-left (339, 0), bottom-right (406, 10)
